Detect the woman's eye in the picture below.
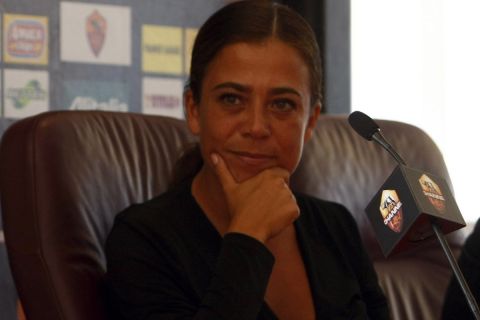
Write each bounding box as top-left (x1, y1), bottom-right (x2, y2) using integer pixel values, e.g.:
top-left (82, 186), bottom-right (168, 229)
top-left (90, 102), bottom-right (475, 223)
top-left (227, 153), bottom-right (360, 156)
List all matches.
top-left (220, 94), bottom-right (241, 105)
top-left (271, 99), bottom-right (296, 112)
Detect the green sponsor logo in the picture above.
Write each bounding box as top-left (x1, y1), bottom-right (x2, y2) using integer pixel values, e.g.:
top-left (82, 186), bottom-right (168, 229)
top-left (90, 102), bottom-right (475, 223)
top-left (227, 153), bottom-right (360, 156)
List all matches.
top-left (6, 79), bottom-right (47, 109)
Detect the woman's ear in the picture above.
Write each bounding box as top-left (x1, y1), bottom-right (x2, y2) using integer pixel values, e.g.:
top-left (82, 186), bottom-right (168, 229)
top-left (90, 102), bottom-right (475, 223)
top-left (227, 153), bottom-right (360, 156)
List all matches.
top-left (303, 103), bottom-right (321, 142)
top-left (185, 90), bottom-right (201, 135)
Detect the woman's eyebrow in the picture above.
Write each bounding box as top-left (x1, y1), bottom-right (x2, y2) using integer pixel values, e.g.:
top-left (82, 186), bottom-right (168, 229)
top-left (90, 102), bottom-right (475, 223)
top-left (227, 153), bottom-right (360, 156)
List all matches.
top-left (213, 82), bottom-right (301, 98)
top-left (269, 87), bottom-right (302, 98)
top-left (213, 82), bottom-right (250, 92)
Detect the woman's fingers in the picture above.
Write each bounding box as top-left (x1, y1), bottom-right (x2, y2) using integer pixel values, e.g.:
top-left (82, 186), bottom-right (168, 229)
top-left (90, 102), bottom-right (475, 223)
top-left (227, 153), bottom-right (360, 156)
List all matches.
top-left (210, 153), bottom-right (237, 191)
top-left (209, 153), bottom-right (299, 242)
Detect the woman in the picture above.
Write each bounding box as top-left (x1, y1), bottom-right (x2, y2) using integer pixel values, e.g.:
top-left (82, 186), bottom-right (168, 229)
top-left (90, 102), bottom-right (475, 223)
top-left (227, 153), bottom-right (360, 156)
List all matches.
top-left (106, 1), bottom-right (389, 319)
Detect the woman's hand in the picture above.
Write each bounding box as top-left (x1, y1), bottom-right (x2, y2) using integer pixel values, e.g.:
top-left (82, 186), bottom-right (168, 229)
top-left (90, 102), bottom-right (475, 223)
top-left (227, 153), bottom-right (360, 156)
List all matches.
top-left (211, 153), bottom-right (300, 243)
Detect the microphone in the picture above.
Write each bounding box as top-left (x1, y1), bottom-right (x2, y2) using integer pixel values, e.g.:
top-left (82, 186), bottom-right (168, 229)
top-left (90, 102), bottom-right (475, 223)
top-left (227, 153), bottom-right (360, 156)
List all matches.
top-left (349, 110), bottom-right (480, 319)
top-left (348, 111), bottom-right (406, 166)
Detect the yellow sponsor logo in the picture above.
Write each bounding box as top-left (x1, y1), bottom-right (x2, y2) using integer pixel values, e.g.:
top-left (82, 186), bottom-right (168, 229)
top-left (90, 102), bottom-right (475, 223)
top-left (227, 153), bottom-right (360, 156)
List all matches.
top-left (4, 14), bottom-right (48, 65)
top-left (184, 28), bottom-right (198, 74)
top-left (142, 25), bottom-right (183, 74)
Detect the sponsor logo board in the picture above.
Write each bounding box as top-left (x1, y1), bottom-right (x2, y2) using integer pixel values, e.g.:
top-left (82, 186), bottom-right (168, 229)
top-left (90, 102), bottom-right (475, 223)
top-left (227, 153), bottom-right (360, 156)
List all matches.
top-left (142, 77), bottom-right (183, 118)
top-left (63, 80), bottom-right (129, 112)
top-left (60, 2), bottom-right (131, 65)
top-left (3, 69), bottom-right (49, 118)
top-left (3, 14), bottom-right (49, 65)
top-left (142, 25), bottom-right (182, 74)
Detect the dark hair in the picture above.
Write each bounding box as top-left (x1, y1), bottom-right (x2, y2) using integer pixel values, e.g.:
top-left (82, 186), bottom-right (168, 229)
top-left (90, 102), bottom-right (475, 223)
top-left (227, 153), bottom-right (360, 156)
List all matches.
top-left (170, 0), bottom-right (322, 188)
top-left (188, 0), bottom-right (322, 106)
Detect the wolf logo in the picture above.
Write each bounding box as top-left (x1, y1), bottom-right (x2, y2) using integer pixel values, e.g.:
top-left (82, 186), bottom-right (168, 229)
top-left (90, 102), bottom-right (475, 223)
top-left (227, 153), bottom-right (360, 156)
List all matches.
top-left (380, 190), bottom-right (404, 233)
top-left (419, 174), bottom-right (446, 214)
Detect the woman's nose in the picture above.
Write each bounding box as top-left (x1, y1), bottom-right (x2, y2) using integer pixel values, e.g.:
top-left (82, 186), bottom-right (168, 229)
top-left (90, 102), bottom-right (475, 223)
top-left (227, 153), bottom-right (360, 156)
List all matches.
top-left (243, 104), bottom-right (271, 139)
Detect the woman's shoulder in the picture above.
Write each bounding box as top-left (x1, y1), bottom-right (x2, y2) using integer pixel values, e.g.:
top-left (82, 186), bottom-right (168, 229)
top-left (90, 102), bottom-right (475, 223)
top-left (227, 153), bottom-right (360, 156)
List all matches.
top-left (113, 182), bottom-right (196, 235)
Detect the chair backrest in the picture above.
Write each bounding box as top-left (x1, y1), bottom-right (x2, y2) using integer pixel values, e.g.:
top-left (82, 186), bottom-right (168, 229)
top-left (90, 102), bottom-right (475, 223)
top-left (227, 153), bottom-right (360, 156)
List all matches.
top-left (0, 111), bottom-right (465, 320)
top-left (0, 111), bottom-right (196, 320)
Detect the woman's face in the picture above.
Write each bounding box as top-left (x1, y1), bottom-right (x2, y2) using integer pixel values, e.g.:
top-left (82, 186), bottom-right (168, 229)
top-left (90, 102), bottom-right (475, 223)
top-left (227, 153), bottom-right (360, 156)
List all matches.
top-left (186, 38), bottom-right (320, 183)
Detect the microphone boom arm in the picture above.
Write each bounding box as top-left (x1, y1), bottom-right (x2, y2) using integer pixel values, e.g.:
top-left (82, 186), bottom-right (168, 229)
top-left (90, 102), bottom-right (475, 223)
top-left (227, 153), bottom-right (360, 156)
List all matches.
top-left (432, 220), bottom-right (480, 319)
top-left (372, 131), bottom-right (407, 166)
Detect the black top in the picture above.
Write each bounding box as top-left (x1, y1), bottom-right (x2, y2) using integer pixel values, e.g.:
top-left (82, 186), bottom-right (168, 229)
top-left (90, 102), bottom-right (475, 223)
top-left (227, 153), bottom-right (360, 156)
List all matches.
top-left (105, 180), bottom-right (389, 319)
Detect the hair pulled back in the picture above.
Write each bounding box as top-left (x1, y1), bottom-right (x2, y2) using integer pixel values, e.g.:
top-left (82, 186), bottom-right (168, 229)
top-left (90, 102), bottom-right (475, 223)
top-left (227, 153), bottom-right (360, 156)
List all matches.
top-left (171, 0), bottom-right (322, 188)
top-left (188, 0), bottom-right (322, 106)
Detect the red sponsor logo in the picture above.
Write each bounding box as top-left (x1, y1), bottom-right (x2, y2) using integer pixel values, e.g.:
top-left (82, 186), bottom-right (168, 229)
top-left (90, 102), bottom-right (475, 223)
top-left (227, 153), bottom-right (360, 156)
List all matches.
top-left (7, 20), bottom-right (45, 58)
top-left (86, 10), bottom-right (107, 57)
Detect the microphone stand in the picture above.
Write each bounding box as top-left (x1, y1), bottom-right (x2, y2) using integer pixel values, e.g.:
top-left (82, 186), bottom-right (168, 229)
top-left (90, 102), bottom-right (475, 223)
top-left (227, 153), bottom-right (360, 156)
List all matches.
top-left (373, 130), bottom-right (480, 320)
top-left (432, 221), bottom-right (480, 319)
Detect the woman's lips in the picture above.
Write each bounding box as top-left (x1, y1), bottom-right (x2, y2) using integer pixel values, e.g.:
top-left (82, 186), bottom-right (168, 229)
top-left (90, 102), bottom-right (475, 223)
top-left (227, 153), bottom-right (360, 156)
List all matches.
top-left (230, 151), bottom-right (275, 166)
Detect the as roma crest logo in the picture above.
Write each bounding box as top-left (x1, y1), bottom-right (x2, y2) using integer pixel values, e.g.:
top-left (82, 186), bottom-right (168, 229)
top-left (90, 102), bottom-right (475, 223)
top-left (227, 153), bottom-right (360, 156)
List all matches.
top-left (380, 190), bottom-right (404, 233)
top-left (419, 174), bottom-right (446, 214)
top-left (86, 10), bottom-right (107, 57)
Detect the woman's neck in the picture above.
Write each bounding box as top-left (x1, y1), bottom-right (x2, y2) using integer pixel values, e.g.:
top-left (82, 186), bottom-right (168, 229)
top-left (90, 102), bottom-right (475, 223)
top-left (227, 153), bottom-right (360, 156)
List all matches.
top-left (191, 165), bottom-right (231, 235)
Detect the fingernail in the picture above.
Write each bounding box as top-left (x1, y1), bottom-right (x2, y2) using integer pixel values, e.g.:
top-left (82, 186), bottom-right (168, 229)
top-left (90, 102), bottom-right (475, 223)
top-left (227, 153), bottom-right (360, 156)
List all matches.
top-left (211, 153), bottom-right (218, 165)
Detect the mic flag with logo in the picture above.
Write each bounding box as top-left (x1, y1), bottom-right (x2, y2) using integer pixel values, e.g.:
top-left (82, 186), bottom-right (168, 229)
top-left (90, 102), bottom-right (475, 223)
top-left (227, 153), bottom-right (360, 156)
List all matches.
top-left (366, 164), bottom-right (465, 256)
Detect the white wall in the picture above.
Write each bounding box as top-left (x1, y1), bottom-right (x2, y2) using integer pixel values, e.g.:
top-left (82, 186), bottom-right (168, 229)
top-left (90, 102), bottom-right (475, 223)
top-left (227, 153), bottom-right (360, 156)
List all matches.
top-left (351, 0), bottom-right (480, 222)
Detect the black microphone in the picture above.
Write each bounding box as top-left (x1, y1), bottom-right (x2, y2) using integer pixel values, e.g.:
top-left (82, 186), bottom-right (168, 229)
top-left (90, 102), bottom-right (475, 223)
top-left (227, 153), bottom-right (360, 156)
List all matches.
top-left (348, 111), bottom-right (406, 166)
top-left (349, 110), bottom-right (480, 319)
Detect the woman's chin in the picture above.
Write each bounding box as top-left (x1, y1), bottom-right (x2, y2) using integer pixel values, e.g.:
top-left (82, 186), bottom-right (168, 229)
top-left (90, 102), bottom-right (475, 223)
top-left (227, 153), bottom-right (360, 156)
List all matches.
top-left (229, 166), bottom-right (271, 183)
